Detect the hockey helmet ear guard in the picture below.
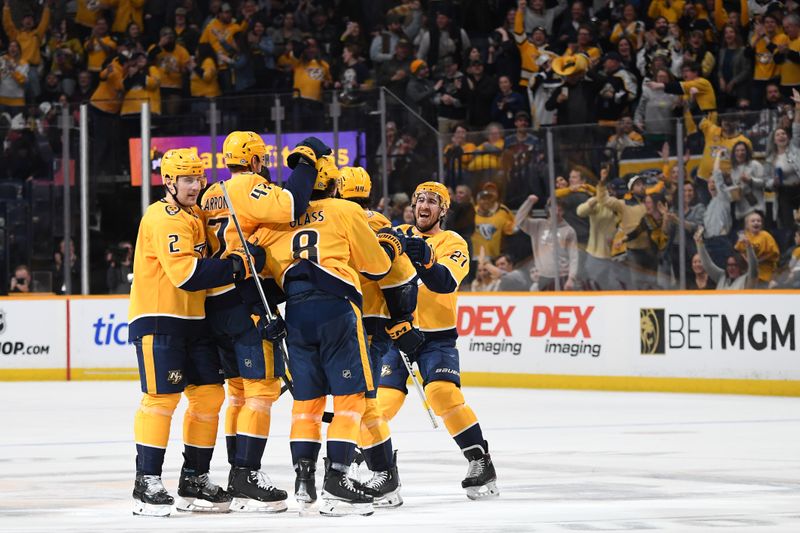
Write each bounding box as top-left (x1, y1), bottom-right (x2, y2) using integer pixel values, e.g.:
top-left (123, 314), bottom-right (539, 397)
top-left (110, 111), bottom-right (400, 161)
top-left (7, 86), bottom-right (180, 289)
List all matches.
top-left (223, 131), bottom-right (267, 168)
top-left (161, 148), bottom-right (207, 188)
top-left (337, 166), bottom-right (372, 199)
top-left (412, 181), bottom-right (450, 211)
top-left (314, 155), bottom-right (341, 191)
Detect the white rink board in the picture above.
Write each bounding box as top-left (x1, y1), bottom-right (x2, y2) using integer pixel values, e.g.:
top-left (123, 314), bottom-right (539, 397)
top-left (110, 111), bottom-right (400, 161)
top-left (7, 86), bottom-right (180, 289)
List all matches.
top-left (0, 298), bottom-right (66, 371)
top-left (69, 297), bottom-right (135, 373)
top-left (456, 293), bottom-right (800, 381)
top-left (2, 293), bottom-right (799, 392)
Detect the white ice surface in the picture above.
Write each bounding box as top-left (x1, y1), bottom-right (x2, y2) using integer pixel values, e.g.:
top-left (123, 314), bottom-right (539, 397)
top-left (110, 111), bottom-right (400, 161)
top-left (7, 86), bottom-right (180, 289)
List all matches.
top-left (1, 381), bottom-right (799, 532)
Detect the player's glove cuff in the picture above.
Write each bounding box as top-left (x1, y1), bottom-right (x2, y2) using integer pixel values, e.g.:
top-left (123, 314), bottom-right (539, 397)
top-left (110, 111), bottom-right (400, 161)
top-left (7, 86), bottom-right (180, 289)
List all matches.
top-left (287, 145), bottom-right (316, 169)
top-left (228, 243), bottom-right (266, 282)
top-left (386, 318), bottom-right (425, 356)
top-left (260, 314), bottom-right (287, 342)
top-left (376, 227), bottom-right (405, 262)
top-left (229, 252), bottom-right (247, 282)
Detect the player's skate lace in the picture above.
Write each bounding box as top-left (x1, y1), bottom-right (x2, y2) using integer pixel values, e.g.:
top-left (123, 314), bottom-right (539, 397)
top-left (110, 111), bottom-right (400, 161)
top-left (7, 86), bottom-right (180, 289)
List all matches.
top-left (465, 457), bottom-right (485, 480)
top-left (251, 471), bottom-right (278, 491)
top-left (363, 470), bottom-right (389, 490)
top-left (194, 473), bottom-right (219, 491)
top-left (142, 475), bottom-right (167, 495)
top-left (341, 474), bottom-right (368, 497)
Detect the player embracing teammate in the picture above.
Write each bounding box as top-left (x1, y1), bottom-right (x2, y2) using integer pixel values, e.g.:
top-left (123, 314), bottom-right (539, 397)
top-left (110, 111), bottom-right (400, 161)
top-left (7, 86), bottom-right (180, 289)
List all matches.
top-left (128, 137), bottom-right (497, 518)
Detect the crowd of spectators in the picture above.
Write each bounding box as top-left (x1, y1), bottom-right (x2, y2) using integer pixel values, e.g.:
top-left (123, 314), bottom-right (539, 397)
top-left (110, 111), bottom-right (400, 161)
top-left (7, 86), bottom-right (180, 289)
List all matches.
top-left (3, 0), bottom-right (800, 292)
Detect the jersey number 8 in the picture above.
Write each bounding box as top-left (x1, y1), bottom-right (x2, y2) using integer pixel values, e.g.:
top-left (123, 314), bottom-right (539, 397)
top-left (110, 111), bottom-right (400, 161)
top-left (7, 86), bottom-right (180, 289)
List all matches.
top-left (292, 229), bottom-right (320, 263)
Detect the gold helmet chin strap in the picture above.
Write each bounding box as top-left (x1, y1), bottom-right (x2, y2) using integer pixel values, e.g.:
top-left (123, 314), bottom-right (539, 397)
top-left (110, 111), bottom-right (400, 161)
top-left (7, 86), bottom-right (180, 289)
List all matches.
top-left (166, 177), bottom-right (192, 209)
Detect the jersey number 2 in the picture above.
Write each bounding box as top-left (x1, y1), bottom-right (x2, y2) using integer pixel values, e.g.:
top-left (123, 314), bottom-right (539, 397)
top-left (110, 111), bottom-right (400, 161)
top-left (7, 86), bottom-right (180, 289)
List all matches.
top-left (168, 234), bottom-right (180, 254)
top-left (292, 230), bottom-right (319, 263)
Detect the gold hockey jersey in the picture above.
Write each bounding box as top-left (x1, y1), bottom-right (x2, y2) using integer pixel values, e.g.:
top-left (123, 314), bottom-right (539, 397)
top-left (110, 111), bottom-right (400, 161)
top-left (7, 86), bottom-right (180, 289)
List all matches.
top-left (397, 224), bottom-right (469, 334)
top-left (252, 198), bottom-right (392, 307)
top-left (128, 200), bottom-right (209, 338)
top-left (359, 210), bottom-right (416, 319)
top-left (200, 171), bottom-right (297, 298)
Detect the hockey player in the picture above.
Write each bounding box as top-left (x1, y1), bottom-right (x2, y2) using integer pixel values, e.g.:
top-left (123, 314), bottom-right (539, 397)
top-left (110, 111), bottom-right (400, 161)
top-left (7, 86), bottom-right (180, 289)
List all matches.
top-left (337, 166), bottom-right (424, 508)
top-left (382, 181), bottom-right (499, 500)
top-left (128, 148), bottom-right (266, 516)
top-left (250, 154), bottom-right (406, 516)
top-left (199, 131), bottom-right (321, 512)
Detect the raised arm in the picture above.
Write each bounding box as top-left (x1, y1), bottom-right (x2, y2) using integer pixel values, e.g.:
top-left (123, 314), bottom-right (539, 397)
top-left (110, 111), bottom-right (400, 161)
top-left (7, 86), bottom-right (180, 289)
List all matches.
top-left (744, 239), bottom-right (759, 287)
top-left (514, 194), bottom-right (538, 233)
top-left (513, 0), bottom-right (526, 45)
top-left (696, 233), bottom-right (724, 283)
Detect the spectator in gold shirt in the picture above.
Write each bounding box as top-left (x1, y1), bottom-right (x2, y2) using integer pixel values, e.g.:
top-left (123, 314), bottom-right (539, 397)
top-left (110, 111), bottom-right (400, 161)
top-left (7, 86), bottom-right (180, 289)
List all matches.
top-left (749, 13), bottom-right (788, 109)
top-left (84, 17), bottom-right (117, 84)
top-left (735, 210), bottom-right (779, 287)
top-left (147, 27), bottom-right (190, 126)
top-left (3, 0), bottom-right (50, 98)
top-left (280, 37), bottom-right (332, 131)
top-left (471, 183), bottom-right (515, 263)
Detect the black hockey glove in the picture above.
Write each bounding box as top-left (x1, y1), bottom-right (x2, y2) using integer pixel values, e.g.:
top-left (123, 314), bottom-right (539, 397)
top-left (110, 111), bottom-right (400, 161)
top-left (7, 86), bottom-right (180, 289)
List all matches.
top-left (376, 227), bottom-right (406, 261)
top-left (386, 317), bottom-right (425, 358)
top-left (286, 136), bottom-right (332, 168)
top-left (259, 314), bottom-right (287, 343)
top-left (405, 234), bottom-right (435, 269)
top-left (229, 241), bottom-right (266, 282)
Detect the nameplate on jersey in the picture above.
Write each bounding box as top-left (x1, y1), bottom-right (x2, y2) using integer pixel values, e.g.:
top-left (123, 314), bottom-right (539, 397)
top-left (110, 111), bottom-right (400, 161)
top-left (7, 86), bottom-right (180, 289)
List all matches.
top-left (289, 210), bottom-right (325, 228)
top-left (202, 195), bottom-right (228, 211)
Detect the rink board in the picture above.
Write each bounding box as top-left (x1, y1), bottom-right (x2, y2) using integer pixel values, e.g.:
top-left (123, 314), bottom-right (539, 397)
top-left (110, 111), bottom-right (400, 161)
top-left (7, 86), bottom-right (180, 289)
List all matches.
top-left (0, 293), bottom-right (798, 395)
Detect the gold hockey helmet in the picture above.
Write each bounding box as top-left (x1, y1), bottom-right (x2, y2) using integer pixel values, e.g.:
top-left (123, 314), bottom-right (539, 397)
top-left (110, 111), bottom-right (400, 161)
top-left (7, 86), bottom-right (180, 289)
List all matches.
top-left (160, 148), bottom-right (206, 188)
top-left (223, 131), bottom-right (267, 167)
top-left (337, 166), bottom-right (372, 199)
top-left (412, 181), bottom-right (450, 211)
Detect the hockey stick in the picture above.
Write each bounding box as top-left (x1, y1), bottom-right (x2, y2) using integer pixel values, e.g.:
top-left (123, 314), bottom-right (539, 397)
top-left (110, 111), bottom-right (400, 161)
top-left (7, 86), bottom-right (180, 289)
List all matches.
top-left (398, 349), bottom-right (438, 429)
top-left (219, 181), bottom-right (334, 424)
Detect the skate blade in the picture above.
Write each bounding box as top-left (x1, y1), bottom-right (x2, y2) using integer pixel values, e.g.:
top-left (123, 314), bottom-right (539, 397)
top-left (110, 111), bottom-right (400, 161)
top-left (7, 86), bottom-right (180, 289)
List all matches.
top-left (465, 481), bottom-right (500, 500)
top-left (175, 496), bottom-right (231, 513)
top-left (374, 489), bottom-right (403, 509)
top-left (132, 500), bottom-right (171, 517)
top-left (230, 497), bottom-right (288, 513)
top-left (319, 497), bottom-right (374, 517)
top-left (297, 498), bottom-right (317, 516)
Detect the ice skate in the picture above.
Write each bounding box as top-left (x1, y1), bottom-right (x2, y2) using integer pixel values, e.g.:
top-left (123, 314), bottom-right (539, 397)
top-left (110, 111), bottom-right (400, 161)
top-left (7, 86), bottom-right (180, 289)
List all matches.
top-left (361, 450), bottom-right (402, 508)
top-left (462, 441), bottom-right (499, 500)
top-left (228, 467), bottom-right (288, 513)
top-left (319, 458), bottom-right (374, 516)
top-left (176, 468), bottom-right (232, 513)
top-left (294, 458), bottom-right (317, 515)
top-left (132, 474), bottom-right (173, 517)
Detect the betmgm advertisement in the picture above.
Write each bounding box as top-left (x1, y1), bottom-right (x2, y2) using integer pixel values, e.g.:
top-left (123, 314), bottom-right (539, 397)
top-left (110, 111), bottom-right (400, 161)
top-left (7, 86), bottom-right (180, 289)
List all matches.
top-left (640, 305), bottom-right (795, 356)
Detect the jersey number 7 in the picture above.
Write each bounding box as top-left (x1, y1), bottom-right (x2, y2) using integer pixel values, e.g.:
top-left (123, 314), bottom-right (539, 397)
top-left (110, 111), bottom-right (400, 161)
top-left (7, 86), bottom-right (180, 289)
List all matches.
top-left (207, 217), bottom-right (230, 258)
